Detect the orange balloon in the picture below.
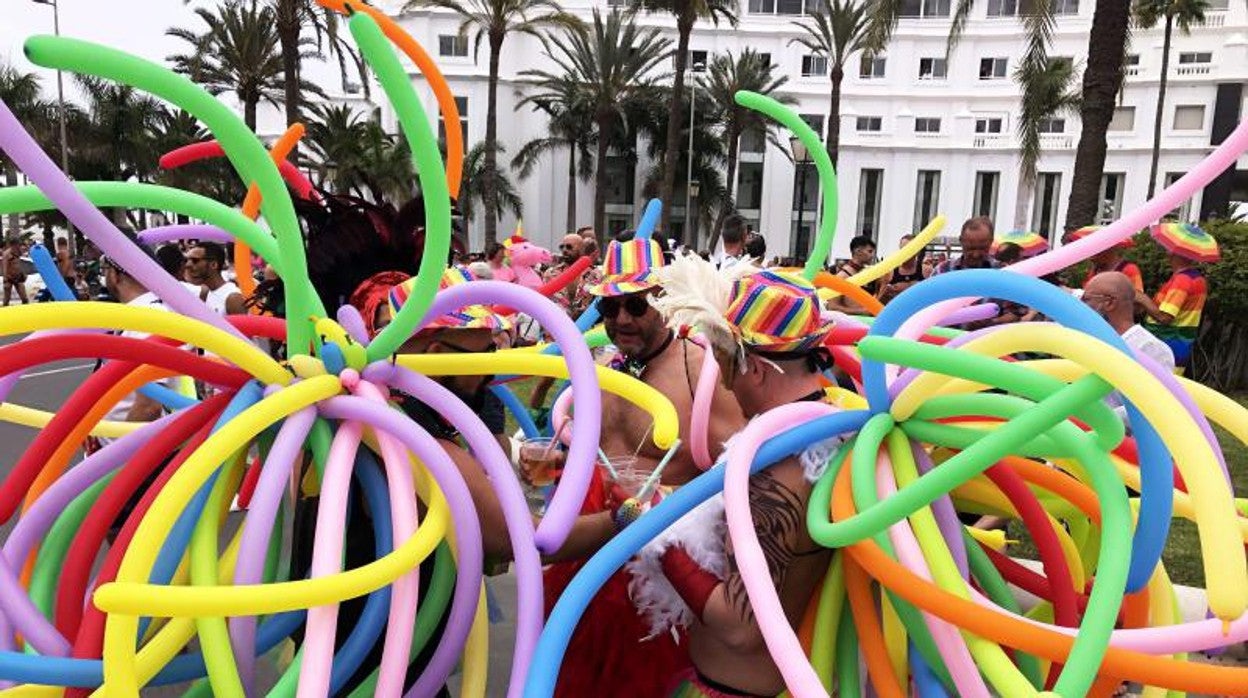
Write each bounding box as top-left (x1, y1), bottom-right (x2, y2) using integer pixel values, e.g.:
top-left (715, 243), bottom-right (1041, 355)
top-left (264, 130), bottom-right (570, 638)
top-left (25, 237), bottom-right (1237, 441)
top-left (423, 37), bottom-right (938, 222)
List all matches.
top-left (845, 553), bottom-right (905, 698)
top-left (813, 270), bottom-right (885, 316)
top-left (237, 122), bottom-right (306, 299)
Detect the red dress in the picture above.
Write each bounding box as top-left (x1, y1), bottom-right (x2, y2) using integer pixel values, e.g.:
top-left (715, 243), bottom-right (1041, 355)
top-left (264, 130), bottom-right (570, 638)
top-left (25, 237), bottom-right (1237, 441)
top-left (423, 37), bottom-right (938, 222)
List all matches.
top-left (543, 467), bottom-right (691, 697)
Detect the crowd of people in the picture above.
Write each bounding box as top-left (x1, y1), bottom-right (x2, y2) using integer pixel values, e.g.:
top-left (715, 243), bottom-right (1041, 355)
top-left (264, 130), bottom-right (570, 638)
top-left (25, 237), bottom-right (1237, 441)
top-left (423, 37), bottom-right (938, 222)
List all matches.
top-left (1, 192), bottom-right (1215, 696)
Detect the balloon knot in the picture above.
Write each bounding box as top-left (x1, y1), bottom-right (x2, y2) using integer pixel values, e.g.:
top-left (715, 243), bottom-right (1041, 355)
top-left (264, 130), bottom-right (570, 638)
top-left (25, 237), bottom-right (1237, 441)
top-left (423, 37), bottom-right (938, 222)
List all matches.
top-left (339, 368), bottom-right (361, 390)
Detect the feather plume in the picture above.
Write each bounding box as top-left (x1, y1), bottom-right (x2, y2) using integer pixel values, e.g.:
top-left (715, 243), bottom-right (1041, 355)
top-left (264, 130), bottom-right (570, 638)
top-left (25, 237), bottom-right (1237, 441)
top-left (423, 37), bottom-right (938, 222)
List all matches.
top-left (650, 253), bottom-right (758, 360)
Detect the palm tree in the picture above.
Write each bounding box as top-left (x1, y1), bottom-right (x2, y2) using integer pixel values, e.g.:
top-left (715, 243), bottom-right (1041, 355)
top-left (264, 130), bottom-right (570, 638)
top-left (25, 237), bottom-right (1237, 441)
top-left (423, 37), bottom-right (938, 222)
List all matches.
top-left (168, 0), bottom-right (324, 131)
top-left (789, 0), bottom-right (870, 167)
top-left (1135, 0), bottom-right (1208, 199)
top-left (0, 63), bottom-right (55, 242)
top-left (867, 0), bottom-right (1131, 230)
top-left (460, 140), bottom-right (523, 226)
top-left (272, 0), bottom-right (368, 164)
top-left (73, 75), bottom-right (164, 185)
top-left (305, 103), bottom-right (414, 203)
top-left (698, 49), bottom-right (794, 249)
top-left (512, 79), bottom-right (596, 232)
top-left (521, 10), bottom-right (672, 242)
top-left (633, 0), bottom-right (738, 236)
top-left (1012, 57), bottom-right (1081, 230)
top-left (405, 0), bottom-right (580, 247)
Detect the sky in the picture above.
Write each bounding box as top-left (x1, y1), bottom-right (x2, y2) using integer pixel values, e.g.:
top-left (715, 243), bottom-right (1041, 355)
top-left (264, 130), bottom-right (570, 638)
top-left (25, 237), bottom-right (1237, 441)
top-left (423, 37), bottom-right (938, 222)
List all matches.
top-left (1, 0), bottom-right (342, 107)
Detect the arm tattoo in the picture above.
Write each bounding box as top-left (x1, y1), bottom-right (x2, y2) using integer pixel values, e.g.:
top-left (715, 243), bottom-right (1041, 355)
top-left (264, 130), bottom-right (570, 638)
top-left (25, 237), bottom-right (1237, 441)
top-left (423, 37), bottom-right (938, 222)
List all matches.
top-left (722, 469), bottom-right (806, 623)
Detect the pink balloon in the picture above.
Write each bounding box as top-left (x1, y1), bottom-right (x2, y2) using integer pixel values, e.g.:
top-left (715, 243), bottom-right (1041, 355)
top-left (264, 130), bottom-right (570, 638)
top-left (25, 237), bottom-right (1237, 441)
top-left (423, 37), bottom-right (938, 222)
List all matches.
top-left (686, 334), bottom-right (720, 471)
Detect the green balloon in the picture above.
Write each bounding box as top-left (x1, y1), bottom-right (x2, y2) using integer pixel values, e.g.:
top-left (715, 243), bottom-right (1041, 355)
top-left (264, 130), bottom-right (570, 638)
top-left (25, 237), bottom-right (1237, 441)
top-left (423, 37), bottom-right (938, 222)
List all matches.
top-left (351, 12), bottom-right (452, 362)
top-left (191, 457), bottom-right (247, 697)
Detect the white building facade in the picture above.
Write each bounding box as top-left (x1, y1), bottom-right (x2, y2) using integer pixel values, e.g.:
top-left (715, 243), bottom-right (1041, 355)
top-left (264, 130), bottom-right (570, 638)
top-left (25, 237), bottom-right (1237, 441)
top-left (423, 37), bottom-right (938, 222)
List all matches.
top-left (372, 0), bottom-right (1248, 259)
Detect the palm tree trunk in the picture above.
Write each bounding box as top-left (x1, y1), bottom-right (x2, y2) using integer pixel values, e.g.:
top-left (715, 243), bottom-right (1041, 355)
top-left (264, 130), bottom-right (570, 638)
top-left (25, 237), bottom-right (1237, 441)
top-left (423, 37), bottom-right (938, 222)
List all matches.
top-left (1013, 169), bottom-right (1036, 230)
top-left (244, 98), bottom-right (259, 133)
top-left (706, 125), bottom-right (740, 252)
top-left (277, 0), bottom-right (302, 165)
top-left (593, 114), bottom-right (611, 246)
top-left (566, 148), bottom-right (577, 233)
top-left (1064, 0), bottom-right (1131, 229)
top-left (1146, 14), bottom-right (1174, 200)
top-left (827, 66), bottom-right (844, 167)
top-left (659, 18), bottom-right (693, 236)
top-left (482, 33), bottom-right (504, 247)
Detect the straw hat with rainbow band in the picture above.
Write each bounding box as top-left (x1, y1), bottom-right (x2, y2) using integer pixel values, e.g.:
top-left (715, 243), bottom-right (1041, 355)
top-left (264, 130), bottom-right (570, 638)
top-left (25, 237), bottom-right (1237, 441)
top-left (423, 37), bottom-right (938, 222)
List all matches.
top-left (389, 266), bottom-right (512, 332)
top-left (585, 238), bottom-right (667, 297)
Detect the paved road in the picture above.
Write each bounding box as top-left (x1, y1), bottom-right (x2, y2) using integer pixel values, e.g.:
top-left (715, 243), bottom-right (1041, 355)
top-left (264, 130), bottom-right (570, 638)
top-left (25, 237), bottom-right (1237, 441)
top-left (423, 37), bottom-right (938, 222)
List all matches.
top-left (0, 329), bottom-right (519, 695)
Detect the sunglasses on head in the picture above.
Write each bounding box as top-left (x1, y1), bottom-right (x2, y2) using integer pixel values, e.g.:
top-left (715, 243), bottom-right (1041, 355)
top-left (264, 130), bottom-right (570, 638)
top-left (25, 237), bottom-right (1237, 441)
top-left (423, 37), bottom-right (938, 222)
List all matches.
top-left (598, 294), bottom-right (650, 319)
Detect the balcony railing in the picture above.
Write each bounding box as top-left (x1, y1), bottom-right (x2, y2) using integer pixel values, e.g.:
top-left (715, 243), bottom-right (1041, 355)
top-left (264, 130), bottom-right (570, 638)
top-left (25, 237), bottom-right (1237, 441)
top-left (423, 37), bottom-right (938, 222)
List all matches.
top-left (972, 135), bottom-right (1010, 148)
top-left (1194, 11), bottom-right (1226, 27)
top-left (1039, 134), bottom-right (1074, 149)
top-left (1175, 64), bottom-right (1211, 76)
top-left (1124, 65), bottom-right (1141, 77)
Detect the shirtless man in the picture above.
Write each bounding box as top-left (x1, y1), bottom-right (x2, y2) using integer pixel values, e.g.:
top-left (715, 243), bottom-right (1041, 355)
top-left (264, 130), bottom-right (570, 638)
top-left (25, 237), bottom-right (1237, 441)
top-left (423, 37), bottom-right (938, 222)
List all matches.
top-left (1, 239), bottom-right (28, 306)
top-left (544, 237), bottom-right (745, 698)
top-left (648, 258), bottom-right (838, 697)
top-left (55, 238), bottom-right (76, 293)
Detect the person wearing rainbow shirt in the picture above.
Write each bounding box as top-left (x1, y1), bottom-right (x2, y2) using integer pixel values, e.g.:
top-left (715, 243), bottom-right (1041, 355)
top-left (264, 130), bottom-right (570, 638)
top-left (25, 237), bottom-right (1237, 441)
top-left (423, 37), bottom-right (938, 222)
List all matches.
top-left (1136, 251), bottom-right (1208, 371)
top-left (635, 256), bottom-right (841, 697)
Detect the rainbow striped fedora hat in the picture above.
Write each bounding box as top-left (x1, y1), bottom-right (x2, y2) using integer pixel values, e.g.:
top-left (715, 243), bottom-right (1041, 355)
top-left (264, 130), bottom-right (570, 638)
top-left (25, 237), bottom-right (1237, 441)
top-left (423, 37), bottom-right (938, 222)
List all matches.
top-left (725, 269), bottom-right (833, 354)
top-left (586, 238), bottom-right (666, 297)
top-left (389, 266), bottom-right (511, 332)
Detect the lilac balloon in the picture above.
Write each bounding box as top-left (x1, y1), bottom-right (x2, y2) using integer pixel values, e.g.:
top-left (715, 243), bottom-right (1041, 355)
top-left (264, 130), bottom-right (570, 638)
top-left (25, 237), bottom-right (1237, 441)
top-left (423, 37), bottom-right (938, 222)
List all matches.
top-left (371, 362), bottom-right (542, 698)
top-left (137, 224), bottom-right (235, 246)
top-left (411, 280), bottom-right (601, 554)
top-left (0, 413), bottom-right (180, 655)
top-left (0, 99), bottom-right (245, 341)
top-left (316, 395), bottom-right (483, 698)
top-left (912, 441), bottom-right (969, 579)
top-left (335, 305), bottom-right (370, 346)
top-left (936, 303), bottom-right (1000, 327)
top-left (228, 406), bottom-right (315, 694)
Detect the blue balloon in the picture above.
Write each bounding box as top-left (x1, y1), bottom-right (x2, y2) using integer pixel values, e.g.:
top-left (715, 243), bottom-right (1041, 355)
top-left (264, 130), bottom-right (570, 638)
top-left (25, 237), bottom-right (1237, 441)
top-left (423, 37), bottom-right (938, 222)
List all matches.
top-left (30, 244), bottom-right (75, 300)
top-left (910, 641), bottom-right (949, 698)
top-left (635, 199), bottom-right (662, 241)
top-left (865, 269), bottom-right (1170, 592)
top-left (489, 383), bottom-right (539, 439)
top-left (525, 409), bottom-right (870, 697)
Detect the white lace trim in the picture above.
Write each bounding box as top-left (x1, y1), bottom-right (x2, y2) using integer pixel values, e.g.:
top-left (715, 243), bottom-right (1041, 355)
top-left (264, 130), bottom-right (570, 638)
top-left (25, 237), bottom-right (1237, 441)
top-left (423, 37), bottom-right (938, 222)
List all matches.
top-left (626, 433), bottom-right (846, 638)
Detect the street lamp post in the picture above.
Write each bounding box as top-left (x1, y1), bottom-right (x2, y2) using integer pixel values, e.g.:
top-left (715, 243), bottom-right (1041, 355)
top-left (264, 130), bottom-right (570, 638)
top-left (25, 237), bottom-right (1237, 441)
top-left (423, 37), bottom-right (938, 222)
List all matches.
top-left (683, 61), bottom-right (705, 248)
top-left (32, 0), bottom-right (76, 257)
top-left (688, 180), bottom-right (701, 246)
top-left (790, 136), bottom-right (812, 260)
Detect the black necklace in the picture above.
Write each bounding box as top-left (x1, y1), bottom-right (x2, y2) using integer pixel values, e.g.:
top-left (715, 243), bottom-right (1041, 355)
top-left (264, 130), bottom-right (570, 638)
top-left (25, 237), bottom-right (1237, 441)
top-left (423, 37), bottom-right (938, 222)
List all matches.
top-left (796, 389), bottom-right (826, 403)
top-left (613, 330), bottom-right (675, 379)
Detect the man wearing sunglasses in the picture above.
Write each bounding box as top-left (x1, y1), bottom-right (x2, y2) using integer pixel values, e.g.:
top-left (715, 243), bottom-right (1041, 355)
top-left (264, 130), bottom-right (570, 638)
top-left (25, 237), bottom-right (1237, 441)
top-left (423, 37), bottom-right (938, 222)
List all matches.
top-left (543, 237), bottom-right (745, 698)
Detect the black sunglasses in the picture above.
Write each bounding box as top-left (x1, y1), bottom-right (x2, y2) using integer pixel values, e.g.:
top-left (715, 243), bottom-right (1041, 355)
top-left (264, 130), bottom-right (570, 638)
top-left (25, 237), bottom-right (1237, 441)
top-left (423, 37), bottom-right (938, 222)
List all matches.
top-left (598, 294), bottom-right (650, 319)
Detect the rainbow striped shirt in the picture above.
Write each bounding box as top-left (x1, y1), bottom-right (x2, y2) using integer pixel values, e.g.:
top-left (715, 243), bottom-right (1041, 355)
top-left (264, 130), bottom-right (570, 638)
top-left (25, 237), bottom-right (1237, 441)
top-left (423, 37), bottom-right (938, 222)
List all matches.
top-left (1144, 268), bottom-right (1207, 343)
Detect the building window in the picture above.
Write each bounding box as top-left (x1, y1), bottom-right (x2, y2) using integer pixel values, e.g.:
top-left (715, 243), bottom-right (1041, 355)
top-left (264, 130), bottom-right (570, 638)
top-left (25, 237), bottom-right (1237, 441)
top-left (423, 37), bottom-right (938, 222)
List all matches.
top-left (899, 0), bottom-right (951, 18)
top-left (857, 169), bottom-right (884, 237)
top-left (737, 162), bottom-right (765, 210)
top-left (603, 155), bottom-right (634, 205)
top-left (792, 162), bottom-right (819, 212)
top-left (1165, 172), bottom-right (1191, 220)
top-left (438, 34), bottom-right (469, 57)
top-left (740, 127), bottom-right (766, 153)
top-left (979, 57), bottom-right (1009, 79)
top-left (606, 215), bottom-right (631, 236)
top-left (748, 0), bottom-right (821, 15)
top-left (1108, 106), bottom-right (1135, 132)
top-left (918, 57), bottom-right (947, 79)
top-left (1031, 172), bottom-right (1062, 240)
top-left (800, 113), bottom-right (825, 136)
top-left (913, 170), bottom-right (941, 230)
top-left (1178, 52), bottom-right (1212, 64)
top-left (914, 117), bottom-right (942, 134)
top-left (1098, 173), bottom-right (1125, 224)
top-left (975, 117), bottom-right (1004, 134)
top-left (1205, 0), bottom-right (1228, 9)
top-left (438, 96), bottom-right (469, 155)
top-left (1037, 117), bottom-right (1066, 133)
top-left (1125, 54), bottom-right (1140, 66)
top-left (988, 0), bottom-right (1078, 15)
top-left (678, 49), bottom-right (709, 70)
top-left (802, 54), bottom-right (828, 77)
top-left (860, 54), bottom-right (887, 79)
top-left (973, 171), bottom-right (999, 220)
top-left (856, 116), bottom-right (883, 132)
top-left (757, 52), bottom-right (772, 67)
top-left (1173, 104), bottom-right (1205, 130)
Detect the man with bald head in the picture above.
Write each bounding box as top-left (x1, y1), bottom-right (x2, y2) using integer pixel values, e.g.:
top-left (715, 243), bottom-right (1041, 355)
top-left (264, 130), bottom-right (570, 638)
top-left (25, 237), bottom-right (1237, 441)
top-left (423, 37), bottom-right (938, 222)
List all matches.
top-left (1082, 271), bottom-right (1175, 372)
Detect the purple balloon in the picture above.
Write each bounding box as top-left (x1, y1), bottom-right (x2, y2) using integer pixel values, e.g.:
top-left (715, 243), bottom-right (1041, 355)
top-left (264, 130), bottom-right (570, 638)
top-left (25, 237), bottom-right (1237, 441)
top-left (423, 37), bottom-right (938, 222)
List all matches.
top-left (335, 305), bottom-right (370, 346)
top-left (228, 406), bottom-right (316, 694)
top-left (372, 362), bottom-right (543, 698)
top-left (912, 440), bottom-right (969, 579)
top-left (316, 395), bottom-right (483, 698)
top-left (411, 280), bottom-right (601, 554)
top-left (137, 224), bottom-right (235, 246)
top-left (0, 99), bottom-right (245, 341)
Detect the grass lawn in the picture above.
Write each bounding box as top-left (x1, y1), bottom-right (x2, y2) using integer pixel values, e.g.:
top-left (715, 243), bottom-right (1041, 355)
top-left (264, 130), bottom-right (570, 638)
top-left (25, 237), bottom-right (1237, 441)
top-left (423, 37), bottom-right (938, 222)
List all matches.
top-left (1009, 393), bottom-right (1247, 588)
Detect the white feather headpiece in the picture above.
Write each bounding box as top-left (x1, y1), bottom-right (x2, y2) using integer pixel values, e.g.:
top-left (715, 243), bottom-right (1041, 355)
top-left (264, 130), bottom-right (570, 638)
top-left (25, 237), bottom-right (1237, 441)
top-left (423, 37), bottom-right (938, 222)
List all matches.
top-left (649, 253), bottom-right (760, 365)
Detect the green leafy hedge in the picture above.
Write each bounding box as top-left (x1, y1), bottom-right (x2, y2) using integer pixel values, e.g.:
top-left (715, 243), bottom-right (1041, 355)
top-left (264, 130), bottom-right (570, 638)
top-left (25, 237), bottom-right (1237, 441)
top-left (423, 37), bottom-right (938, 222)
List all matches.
top-left (1126, 220), bottom-right (1248, 389)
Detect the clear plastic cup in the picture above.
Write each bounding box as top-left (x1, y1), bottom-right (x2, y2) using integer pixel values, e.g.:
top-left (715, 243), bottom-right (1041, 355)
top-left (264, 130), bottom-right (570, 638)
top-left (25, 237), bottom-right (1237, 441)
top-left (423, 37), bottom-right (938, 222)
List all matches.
top-left (517, 437), bottom-right (564, 487)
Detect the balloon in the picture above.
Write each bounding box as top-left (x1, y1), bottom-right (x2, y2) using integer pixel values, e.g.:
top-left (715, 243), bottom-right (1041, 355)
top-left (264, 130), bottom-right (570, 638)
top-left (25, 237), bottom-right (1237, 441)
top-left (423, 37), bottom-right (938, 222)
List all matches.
top-left (635, 198), bottom-right (662, 240)
top-left (158, 137), bottom-right (316, 201)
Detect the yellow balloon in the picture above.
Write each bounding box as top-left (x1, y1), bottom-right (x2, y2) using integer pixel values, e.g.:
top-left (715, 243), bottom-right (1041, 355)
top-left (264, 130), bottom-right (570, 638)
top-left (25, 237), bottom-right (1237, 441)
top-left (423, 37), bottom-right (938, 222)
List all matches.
top-left (461, 587), bottom-right (489, 698)
top-left (0, 401), bottom-right (141, 436)
top-left (893, 323), bottom-right (1247, 622)
top-left (396, 353), bottom-right (680, 449)
top-left (0, 302), bottom-right (290, 386)
top-left (824, 215), bottom-right (946, 298)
